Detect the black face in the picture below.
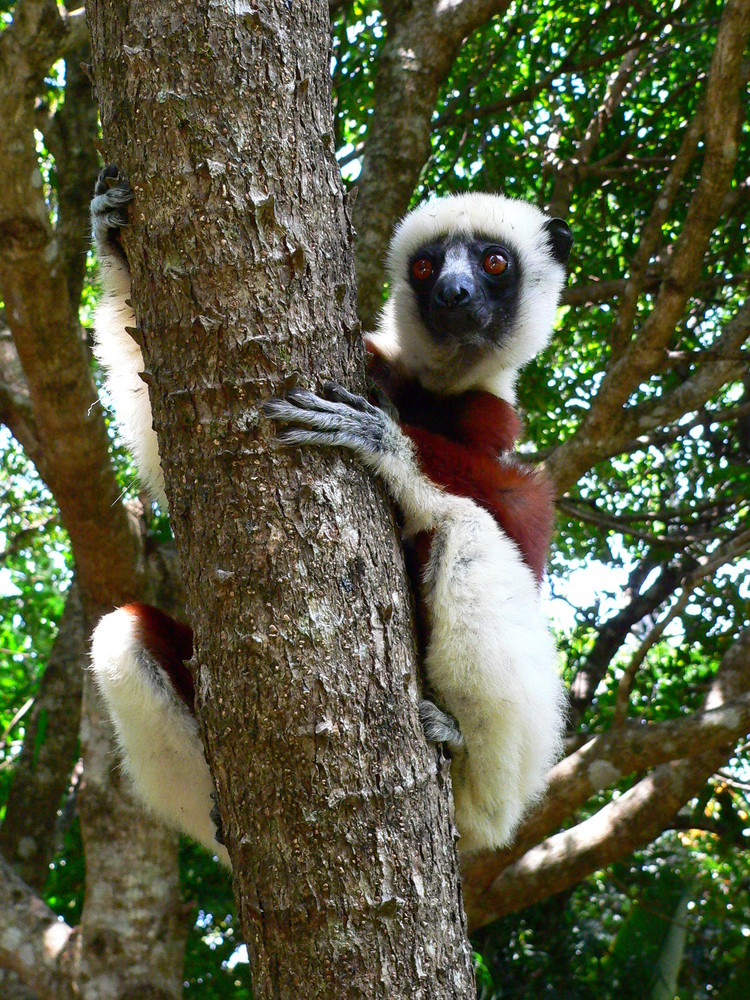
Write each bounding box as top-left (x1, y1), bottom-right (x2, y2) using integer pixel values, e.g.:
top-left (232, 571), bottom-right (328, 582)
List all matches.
top-left (407, 234), bottom-right (521, 348)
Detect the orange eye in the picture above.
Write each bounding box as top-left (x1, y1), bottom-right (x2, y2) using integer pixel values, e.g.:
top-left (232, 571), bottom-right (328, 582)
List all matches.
top-left (412, 257), bottom-right (433, 280)
top-left (483, 252), bottom-right (508, 276)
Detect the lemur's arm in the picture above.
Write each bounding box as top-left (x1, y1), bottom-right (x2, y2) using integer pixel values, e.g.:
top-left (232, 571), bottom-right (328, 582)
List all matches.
top-left (91, 167), bottom-right (167, 507)
top-left (264, 384), bottom-right (566, 850)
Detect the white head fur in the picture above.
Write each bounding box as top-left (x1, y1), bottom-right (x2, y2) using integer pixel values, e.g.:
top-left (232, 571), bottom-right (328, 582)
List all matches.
top-left (369, 193), bottom-right (570, 403)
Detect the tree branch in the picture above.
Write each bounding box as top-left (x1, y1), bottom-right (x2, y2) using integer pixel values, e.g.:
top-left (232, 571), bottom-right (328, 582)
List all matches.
top-left (0, 324), bottom-right (45, 477)
top-left (567, 556), bottom-right (688, 725)
top-left (0, 855), bottom-right (74, 1000)
top-left (353, 0), bottom-right (511, 328)
top-left (463, 628), bottom-right (750, 928)
top-left (546, 0), bottom-right (750, 494)
top-left (547, 47), bottom-right (642, 219)
top-left (0, 0), bottom-right (143, 609)
top-left (612, 525), bottom-right (750, 722)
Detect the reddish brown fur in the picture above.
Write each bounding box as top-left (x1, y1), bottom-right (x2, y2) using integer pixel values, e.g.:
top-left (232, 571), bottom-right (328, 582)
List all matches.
top-left (370, 354), bottom-right (554, 586)
top-left (123, 603), bottom-right (195, 708)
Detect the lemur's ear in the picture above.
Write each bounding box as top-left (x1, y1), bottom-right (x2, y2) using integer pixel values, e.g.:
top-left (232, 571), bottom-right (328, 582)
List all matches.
top-left (543, 218), bottom-right (573, 266)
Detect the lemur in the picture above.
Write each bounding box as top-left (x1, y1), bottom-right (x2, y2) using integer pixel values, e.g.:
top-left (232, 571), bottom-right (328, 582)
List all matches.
top-left (90, 168), bottom-right (570, 859)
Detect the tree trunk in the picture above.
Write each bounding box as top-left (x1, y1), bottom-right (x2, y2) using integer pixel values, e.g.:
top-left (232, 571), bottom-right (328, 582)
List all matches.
top-left (86, 2), bottom-right (475, 997)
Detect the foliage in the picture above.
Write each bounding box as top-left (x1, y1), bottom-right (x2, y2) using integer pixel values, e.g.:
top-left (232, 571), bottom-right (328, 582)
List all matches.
top-left (180, 843), bottom-right (252, 1000)
top-left (0, 436), bottom-right (69, 793)
top-left (1, 0), bottom-right (748, 995)
top-left (473, 832), bottom-right (750, 999)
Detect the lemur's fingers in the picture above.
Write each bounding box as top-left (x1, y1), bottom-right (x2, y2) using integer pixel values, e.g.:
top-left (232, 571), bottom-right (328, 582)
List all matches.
top-left (275, 427), bottom-right (373, 450)
top-left (264, 390), bottom-right (389, 457)
top-left (91, 165), bottom-right (135, 238)
top-left (321, 382), bottom-right (381, 417)
top-left (267, 402), bottom-right (378, 445)
top-left (285, 387), bottom-right (348, 414)
top-left (264, 389), bottom-right (381, 428)
top-left (263, 393), bottom-right (343, 427)
top-left (94, 164), bottom-right (132, 197)
top-left (419, 700), bottom-right (465, 751)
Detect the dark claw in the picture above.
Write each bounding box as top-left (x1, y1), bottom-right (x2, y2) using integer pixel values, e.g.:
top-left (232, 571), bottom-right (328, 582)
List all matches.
top-left (322, 381), bottom-right (368, 410)
top-left (368, 381), bottom-right (400, 422)
top-left (209, 802), bottom-right (225, 845)
top-left (91, 164), bottom-right (134, 247)
top-left (94, 164), bottom-right (134, 204)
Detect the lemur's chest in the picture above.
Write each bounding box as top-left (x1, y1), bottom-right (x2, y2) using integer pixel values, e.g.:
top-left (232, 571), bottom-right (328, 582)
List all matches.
top-left (384, 379), bottom-right (554, 590)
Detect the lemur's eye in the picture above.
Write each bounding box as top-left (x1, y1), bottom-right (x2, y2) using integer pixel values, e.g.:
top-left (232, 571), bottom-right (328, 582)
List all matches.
top-left (412, 257), bottom-right (433, 281)
top-left (483, 251), bottom-right (508, 276)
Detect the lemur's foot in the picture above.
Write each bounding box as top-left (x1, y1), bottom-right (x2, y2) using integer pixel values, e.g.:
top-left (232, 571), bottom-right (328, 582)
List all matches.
top-left (91, 165), bottom-right (134, 249)
top-left (209, 796), bottom-right (225, 846)
top-left (419, 699), bottom-right (465, 751)
top-left (263, 382), bottom-right (393, 459)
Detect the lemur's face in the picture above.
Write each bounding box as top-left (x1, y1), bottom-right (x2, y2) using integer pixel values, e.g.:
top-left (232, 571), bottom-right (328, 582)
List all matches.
top-left (407, 235), bottom-right (521, 350)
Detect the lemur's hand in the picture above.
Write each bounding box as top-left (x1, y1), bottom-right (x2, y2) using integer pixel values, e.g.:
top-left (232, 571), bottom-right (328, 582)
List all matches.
top-left (263, 382), bottom-right (397, 461)
top-left (91, 165), bottom-right (134, 252)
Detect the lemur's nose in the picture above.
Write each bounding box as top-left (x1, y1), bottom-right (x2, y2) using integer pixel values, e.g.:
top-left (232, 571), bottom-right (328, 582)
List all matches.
top-left (434, 277), bottom-right (472, 308)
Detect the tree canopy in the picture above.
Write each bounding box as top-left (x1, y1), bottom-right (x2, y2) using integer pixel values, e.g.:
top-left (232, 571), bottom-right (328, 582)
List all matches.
top-left (0, 0), bottom-right (748, 997)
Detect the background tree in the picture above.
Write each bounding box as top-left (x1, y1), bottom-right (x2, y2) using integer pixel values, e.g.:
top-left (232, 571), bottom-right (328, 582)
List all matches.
top-left (0, 0), bottom-right (748, 997)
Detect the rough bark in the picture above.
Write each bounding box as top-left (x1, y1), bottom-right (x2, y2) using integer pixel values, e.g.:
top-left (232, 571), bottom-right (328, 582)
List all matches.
top-left (87, 1), bottom-right (475, 997)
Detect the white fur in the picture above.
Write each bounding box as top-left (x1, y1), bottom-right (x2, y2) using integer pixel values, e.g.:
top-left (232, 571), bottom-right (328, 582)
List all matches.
top-left (90, 608), bottom-right (229, 866)
top-left (371, 192), bottom-right (568, 402)
top-left (363, 194), bottom-right (569, 847)
top-left (365, 429), bottom-right (566, 850)
top-left (93, 250), bottom-right (167, 507)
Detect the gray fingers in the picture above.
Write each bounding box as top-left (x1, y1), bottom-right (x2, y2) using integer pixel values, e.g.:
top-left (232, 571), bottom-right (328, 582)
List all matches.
top-left (263, 384), bottom-right (391, 457)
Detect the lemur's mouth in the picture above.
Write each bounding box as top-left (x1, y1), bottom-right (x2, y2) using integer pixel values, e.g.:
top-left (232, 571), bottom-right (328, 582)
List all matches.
top-left (426, 302), bottom-right (499, 347)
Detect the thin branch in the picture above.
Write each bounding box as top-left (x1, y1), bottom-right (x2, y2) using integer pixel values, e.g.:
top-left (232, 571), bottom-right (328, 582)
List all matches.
top-left (612, 525), bottom-right (750, 723)
top-left (546, 0), bottom-right (750, 494)
top-left (568, 556), bottom-right (689, 726)
top-left (548, 46), bottom-right (642, 219)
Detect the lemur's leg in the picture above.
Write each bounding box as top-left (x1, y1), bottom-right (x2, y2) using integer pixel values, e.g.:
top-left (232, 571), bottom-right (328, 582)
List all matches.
top-left (265, 383), bottom-right (565, 850)
top-left (90, 604), bottom-right (230, 866)
top-left (90, 167), bottom-right (167, 507)
top-left (418, 700), bottom-right (465, 751)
